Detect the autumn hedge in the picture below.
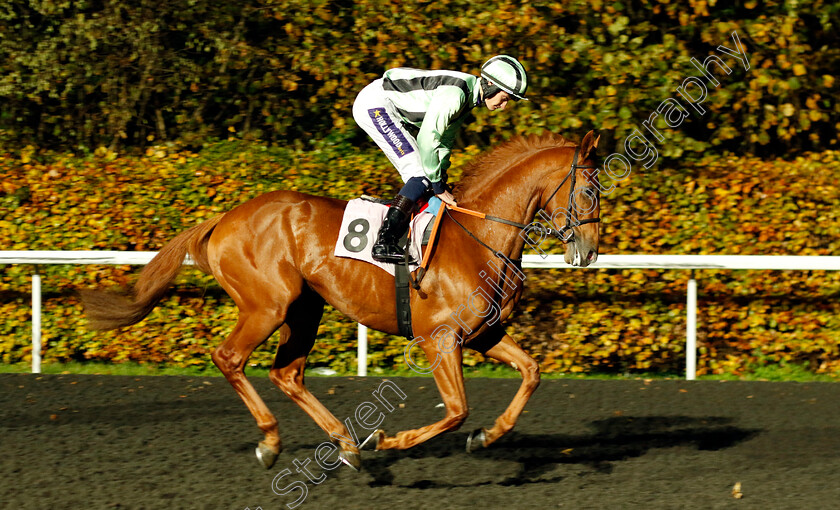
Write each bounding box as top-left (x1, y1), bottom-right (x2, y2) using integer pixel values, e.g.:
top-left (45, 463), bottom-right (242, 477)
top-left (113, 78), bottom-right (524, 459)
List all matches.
top-left (0, 0), bottom-right (838, 159)
top-left (1, 0), bottom-right (838, 375)
top-left (1, 140), bottom-right (838, 376)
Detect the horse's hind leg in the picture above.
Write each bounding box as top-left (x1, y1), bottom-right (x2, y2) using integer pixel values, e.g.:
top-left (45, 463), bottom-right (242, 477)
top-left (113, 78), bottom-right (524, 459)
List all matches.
top-left (465, 327), bottom-right (540, 452)
top-left (211, 310), bottom-right (284, 468)
top-left (268, 290), bottom-right (364, 470)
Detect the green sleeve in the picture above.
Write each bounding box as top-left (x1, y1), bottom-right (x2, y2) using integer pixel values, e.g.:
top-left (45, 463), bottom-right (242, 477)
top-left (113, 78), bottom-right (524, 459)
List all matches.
top-left (416, 87), bottom-right (467, 184)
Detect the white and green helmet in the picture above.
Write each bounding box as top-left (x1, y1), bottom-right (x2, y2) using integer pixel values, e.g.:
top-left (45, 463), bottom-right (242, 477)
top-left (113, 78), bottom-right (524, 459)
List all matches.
top-left (481, 55), bottom-right (529, 101)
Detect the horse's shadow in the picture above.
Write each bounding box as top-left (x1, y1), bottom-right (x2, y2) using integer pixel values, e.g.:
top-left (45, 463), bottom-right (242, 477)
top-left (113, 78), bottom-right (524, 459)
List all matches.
top-left (359, 415), bottom-right (760, 488)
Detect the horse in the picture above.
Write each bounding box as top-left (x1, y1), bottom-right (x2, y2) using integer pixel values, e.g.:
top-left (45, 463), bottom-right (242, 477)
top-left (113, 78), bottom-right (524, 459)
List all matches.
top-left (81, 130), bottom-right (601, 470)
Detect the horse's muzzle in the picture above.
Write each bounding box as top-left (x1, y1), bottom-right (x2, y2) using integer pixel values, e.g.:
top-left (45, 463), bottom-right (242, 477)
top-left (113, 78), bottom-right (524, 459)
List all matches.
top-left (566, 242), bottom-right (598, 268)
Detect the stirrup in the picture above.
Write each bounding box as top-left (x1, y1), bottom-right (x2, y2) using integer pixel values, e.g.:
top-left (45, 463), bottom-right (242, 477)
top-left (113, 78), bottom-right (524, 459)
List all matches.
top-left (372, 243), bottom-right (416, 264)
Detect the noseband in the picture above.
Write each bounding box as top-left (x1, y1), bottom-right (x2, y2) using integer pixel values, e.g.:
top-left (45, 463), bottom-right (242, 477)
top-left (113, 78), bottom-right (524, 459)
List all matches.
top-left (534, 146), bottom-right (601, 244)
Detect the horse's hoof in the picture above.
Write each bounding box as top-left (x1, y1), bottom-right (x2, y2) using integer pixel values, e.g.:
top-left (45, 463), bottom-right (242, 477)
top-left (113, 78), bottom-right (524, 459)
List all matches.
top-left (466, 428), bottom-right (487, 453)
top-left (339, 450), bottom-right (362, 472)
top-left (255, 441), bottom-right (279, 469)
top-left (359, 429), bottom-right (383, 451)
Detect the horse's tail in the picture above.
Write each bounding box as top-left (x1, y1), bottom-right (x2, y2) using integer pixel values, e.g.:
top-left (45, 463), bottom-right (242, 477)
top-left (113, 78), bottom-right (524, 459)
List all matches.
top-left (81, 214), bottom-right (225, 330)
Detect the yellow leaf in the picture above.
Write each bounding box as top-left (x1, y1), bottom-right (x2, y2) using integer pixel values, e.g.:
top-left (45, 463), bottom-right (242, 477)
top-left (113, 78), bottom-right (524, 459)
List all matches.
top-left (793, 64), bottom-right (806, 76)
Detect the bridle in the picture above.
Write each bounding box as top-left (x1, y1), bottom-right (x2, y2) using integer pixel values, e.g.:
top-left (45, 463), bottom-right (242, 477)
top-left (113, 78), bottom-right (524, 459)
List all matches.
top-left (444, 146), bottom-right (600, 259)
top-left (532, 146), bottom-right (600, 244)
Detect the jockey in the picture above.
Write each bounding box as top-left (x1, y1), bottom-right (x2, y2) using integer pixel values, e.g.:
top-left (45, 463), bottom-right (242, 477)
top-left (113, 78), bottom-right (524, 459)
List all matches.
top-left (353, 55), bottom-right (529, 264)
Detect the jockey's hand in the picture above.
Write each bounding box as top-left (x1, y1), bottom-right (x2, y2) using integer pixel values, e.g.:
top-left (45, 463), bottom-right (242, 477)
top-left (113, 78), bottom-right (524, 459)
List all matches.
top-left (438, 190), bottom-right (457, 207)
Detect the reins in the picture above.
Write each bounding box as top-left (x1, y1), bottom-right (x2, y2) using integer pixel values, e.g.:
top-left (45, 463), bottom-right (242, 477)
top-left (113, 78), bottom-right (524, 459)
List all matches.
top-left (405, 207), bottom-right (520, 291)
top-left (445, 145), bottom-right (600, 257)
top-left (443, 207), bottom-right (513, 261)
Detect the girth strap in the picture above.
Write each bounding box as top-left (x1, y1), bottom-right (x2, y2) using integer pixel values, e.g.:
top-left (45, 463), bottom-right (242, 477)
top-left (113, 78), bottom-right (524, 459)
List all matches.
top-left (394, 231), bottom-right (414, 339)
top-left (394, 260), bottom-right (413, 339)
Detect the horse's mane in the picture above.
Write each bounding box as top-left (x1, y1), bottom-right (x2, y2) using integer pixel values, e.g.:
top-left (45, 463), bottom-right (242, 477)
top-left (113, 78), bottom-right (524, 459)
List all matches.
top-left (455, 133), bottom-right (577, 194)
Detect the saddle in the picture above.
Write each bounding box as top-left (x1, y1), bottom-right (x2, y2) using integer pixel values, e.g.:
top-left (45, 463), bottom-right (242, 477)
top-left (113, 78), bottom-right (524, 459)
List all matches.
top-left (335, 197), bottom-right (447, 339)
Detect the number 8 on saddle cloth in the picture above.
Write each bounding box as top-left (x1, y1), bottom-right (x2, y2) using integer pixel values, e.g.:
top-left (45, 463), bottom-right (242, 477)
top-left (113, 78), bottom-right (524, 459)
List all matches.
top-left (333, 197), bottom-right (440, 277)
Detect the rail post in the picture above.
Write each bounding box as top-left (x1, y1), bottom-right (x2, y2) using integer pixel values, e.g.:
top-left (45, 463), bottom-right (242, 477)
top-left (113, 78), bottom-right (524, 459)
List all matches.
top-left (32, 267), bottom-right (42, 374)
top-left (686, 270), bottom-right (697, 380)
top-left (357, 324), bottom-right (368, 376)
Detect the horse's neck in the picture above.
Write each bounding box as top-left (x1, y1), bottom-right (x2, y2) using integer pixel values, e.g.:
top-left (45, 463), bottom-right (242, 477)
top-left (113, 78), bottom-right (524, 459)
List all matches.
top-left (457, 165), bottom-right (546, 260)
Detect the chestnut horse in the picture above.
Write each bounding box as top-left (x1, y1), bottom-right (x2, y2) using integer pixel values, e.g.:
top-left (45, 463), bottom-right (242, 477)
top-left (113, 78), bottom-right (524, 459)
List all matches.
top-left (82, 131), bottom-right (601, 470)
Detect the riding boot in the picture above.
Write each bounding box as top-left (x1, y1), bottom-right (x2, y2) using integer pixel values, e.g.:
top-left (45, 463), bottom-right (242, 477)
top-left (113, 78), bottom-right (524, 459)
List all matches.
top-left (372, 195), bottom-right (416, 264)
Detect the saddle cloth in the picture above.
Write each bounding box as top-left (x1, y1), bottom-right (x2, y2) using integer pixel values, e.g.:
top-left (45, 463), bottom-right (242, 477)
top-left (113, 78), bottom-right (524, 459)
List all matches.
top-left (334, 198), bottom-right (439, 276)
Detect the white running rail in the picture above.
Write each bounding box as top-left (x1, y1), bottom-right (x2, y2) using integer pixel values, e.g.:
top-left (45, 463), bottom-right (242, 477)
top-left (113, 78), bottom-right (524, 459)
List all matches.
top-left (3, 251), bottom-right (840, 379)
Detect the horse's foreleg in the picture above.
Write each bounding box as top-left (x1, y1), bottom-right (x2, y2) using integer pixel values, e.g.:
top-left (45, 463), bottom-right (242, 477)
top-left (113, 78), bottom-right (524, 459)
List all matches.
top-left (466, 331), bottom-right (540, 451)
top-left (373, 340), bottom-right (468, 450)
top-left (211, 311), bottom-right (283, 468)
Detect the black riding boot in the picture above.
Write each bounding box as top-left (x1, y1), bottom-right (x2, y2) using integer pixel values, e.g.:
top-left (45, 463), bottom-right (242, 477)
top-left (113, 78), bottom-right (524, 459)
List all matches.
top-left (372, 195), bottom-right (416, 264)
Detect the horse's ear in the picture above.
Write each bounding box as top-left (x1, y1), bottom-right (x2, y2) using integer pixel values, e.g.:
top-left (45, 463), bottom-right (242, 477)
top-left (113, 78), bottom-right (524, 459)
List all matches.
top-left (579, 130), bottom-right (600, 161)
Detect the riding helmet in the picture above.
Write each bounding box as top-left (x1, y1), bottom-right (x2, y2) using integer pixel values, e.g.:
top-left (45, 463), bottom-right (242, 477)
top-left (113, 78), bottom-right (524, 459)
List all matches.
top-left (480, 55), bottom-right (529, 101)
